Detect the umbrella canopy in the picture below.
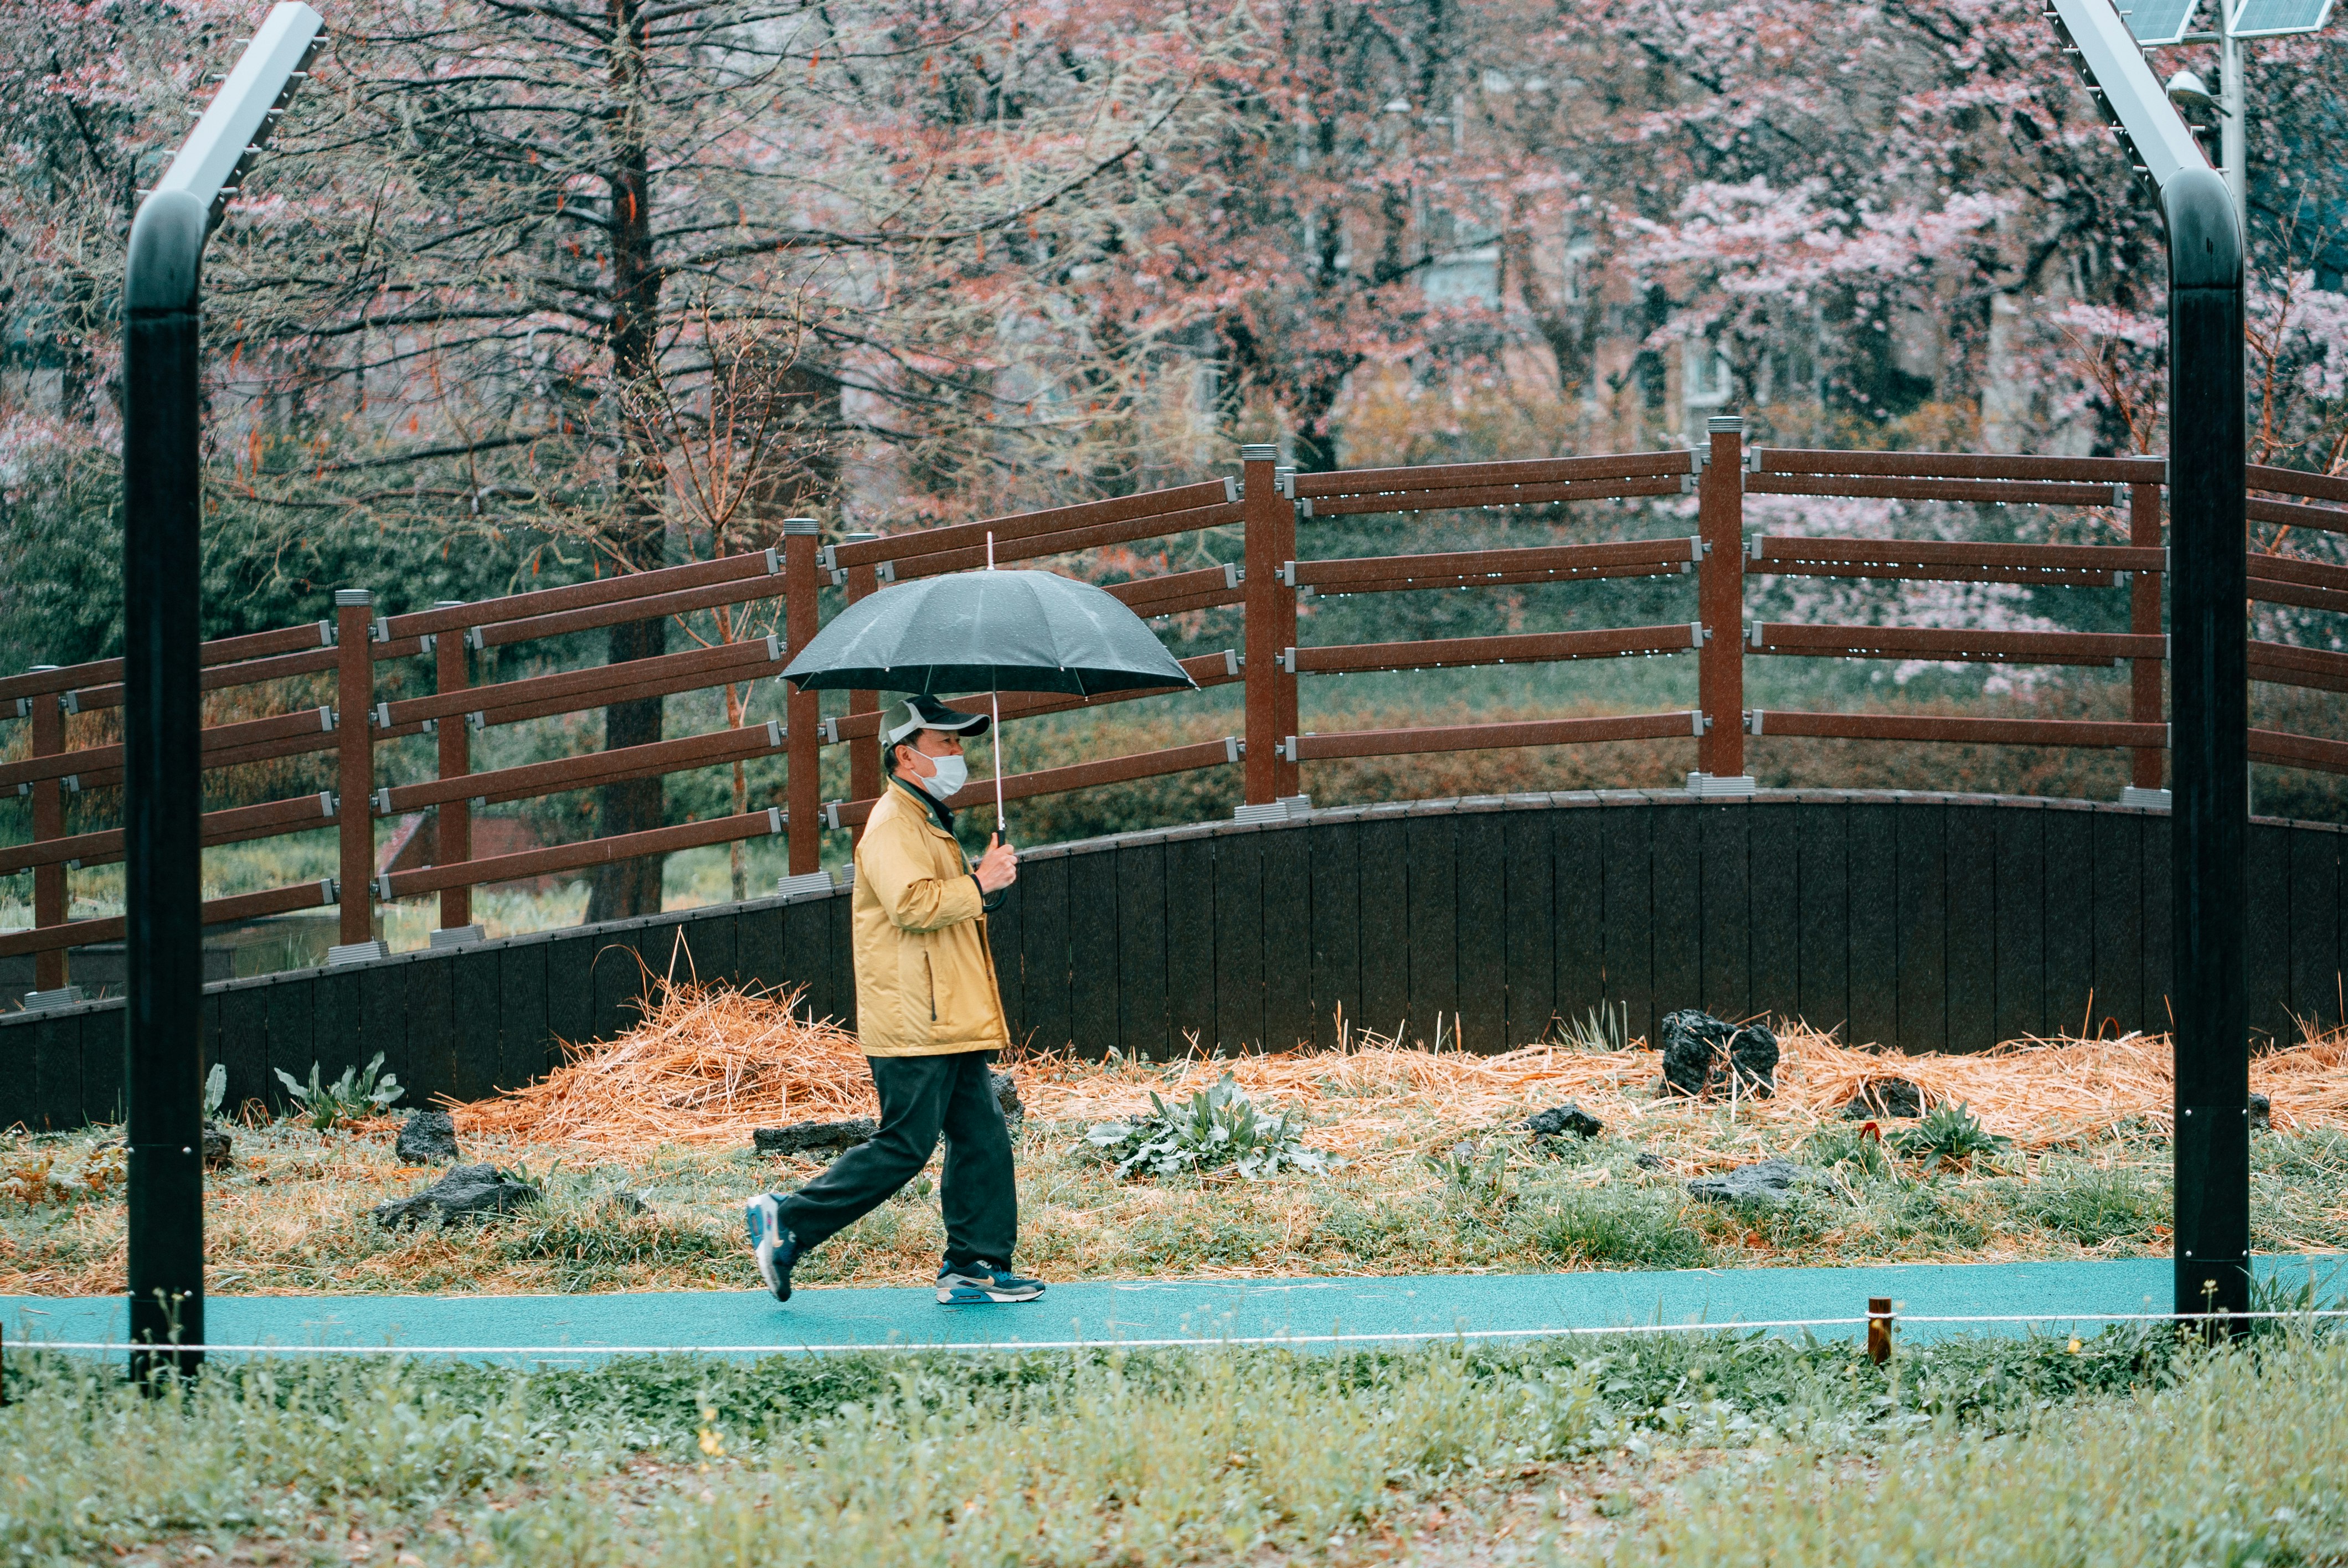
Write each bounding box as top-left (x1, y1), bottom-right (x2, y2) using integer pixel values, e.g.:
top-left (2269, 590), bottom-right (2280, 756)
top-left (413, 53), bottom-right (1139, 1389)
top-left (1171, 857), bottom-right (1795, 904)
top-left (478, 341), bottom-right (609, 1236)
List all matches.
top-left (780, 568), bottom-right (1197, 697)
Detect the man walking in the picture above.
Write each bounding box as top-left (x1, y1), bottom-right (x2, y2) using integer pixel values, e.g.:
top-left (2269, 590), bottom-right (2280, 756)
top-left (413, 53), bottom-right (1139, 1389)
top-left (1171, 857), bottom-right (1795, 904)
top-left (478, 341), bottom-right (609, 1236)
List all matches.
top-left (745, 695), bottom-right (1043, 1306)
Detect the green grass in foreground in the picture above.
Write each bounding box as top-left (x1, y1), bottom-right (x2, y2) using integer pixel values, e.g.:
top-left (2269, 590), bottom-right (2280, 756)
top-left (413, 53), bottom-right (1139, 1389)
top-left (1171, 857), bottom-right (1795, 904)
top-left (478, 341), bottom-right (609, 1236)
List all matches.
top-left (3, 1324), bottom-right (2345, 1565)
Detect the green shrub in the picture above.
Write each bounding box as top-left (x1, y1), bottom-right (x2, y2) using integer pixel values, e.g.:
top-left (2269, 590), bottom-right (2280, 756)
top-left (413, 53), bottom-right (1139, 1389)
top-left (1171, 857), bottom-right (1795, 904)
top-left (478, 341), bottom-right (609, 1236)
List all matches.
top-left (1085, 1074), bottom-right (1331, 1180)
top-left (273, 1053), bottom-right (404, 1131)
top-left (1896, 1102), bottom-right (2009, 1169)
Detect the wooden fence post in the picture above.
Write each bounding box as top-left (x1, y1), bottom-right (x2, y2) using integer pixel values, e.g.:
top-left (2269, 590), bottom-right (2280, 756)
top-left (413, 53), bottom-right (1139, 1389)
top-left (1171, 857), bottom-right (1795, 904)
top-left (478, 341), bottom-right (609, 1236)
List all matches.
top-left (431, 601), bottom-right (475, 933)
top-left (2129, 481), bottom-right (2166, 791)
top-left (1697, 414), bottom-right (1747, 781)
top-left (841, 530), bottom-right (882, 834)
top-left (27, 672), bottom-right (67, 993)
top-left (782, 519), bottom-right (822, 876)
top-left (1273, 467), bottom-right (1301, 801)
top-left (332, 589), bottom-right (379, 955)
top-left (1240, 443), bottom-right (1285, 806)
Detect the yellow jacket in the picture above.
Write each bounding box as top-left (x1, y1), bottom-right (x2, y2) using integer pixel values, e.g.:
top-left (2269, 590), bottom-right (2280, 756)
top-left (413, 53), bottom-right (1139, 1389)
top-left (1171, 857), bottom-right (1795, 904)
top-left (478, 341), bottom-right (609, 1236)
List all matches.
top-left (850, 778), bottom-right (1011, 1057)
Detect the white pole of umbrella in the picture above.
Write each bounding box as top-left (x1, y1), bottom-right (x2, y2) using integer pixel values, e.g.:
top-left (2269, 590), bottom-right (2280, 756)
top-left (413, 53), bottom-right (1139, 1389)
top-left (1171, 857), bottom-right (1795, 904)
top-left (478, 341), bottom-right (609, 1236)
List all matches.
top-left (987, 533), bottom-right (1005, 835)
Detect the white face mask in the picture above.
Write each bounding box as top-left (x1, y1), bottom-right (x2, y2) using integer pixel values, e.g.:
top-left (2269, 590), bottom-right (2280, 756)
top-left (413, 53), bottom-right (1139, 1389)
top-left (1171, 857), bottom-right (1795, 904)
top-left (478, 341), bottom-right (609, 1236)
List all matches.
top-left (915, 752), bottom-right (967, 801)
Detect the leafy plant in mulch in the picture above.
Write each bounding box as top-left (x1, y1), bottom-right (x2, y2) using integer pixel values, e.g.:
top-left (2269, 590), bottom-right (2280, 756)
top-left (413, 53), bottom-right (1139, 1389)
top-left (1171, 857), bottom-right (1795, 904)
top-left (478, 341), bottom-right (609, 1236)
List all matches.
top-left (275, 1053), bottom-right (405, 1131)
top-left (1896, 1102), bottom-right (2009, 1169)
top-left (1086, 1074), bottom-right (1332, 1180)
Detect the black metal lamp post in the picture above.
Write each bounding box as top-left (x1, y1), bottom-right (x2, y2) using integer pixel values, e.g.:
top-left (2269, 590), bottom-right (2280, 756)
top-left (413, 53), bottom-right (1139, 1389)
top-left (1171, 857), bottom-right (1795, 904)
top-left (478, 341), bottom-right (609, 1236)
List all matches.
top-left (122, 1), bottom-right (323, 1380)
top-left (2044, 0), bottom-right (2250, 1326)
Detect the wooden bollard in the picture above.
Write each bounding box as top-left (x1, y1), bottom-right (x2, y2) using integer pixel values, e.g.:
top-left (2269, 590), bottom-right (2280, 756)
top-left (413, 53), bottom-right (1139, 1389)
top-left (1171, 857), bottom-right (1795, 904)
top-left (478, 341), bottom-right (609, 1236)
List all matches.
top-left (1867, 1297), bottom-right (1894, 1365)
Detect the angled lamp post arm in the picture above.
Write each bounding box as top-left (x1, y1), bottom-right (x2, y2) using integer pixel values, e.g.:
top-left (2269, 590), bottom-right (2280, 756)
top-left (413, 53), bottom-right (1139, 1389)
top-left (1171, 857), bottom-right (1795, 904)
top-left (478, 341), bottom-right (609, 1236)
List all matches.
top-left (2043, 0), bottom-right (2248, 1330)
top-left (122, 1), bottom-right (323, 1383)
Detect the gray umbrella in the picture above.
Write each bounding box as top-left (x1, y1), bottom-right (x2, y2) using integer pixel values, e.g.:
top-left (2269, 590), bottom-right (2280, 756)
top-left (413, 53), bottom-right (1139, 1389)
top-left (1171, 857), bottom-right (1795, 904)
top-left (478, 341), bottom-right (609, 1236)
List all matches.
top-left (779, 566), bottom-right (1199, 830)
top-left (779, 568), bottom-right (1196, 698)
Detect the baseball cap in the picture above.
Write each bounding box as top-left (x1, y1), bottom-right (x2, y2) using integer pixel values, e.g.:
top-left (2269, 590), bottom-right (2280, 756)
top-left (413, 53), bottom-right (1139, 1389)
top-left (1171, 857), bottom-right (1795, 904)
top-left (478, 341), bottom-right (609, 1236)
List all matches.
top-left (881, 695), bottom-right (991, 746)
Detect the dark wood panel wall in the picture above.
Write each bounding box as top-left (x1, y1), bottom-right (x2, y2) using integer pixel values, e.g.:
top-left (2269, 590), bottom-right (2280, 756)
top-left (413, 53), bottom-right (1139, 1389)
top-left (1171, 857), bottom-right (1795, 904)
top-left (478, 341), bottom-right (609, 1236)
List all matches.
top-left (7, 793), bottom-right (2343, 1129)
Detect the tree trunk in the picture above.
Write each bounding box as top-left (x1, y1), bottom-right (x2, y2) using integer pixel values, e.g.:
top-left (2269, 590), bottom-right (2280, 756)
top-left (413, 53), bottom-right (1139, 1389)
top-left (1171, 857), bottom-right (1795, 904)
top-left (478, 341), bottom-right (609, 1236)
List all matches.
top-left (584, 0), bottom-right (670, 925)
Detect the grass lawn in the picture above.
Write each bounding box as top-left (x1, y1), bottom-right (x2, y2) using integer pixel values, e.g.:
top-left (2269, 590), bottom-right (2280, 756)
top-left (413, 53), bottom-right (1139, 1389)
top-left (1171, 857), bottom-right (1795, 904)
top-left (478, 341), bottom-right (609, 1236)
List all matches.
top-left (6, 984), bottom-right (2346, 1297)
top-left (4, 1318), bottom-right (2346, 1565)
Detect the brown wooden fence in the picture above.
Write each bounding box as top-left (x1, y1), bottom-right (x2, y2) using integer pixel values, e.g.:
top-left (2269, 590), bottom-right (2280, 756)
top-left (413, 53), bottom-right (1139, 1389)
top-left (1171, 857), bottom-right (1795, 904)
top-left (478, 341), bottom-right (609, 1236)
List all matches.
top-left (4, 420), bottom-right (2344, 1000)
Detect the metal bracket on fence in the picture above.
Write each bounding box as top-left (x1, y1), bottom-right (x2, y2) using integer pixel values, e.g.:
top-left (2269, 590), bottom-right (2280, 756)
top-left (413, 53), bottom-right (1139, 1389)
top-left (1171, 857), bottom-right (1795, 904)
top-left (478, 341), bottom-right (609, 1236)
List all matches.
top-left (428, 925), bottom-right (485, 950)
top-left (1746, 710), bottom-right (1765, 735)
top-left (370, 702), bottom-right (390, 730)
top-left (1226, 736), bottom-right (1244, 763)
top-left (1296, 497), bottom-right (1317, 518)
top-left (1689, 622), bottom-right (1707, 648)
top-left (1278, 647), bottom-right (1297, 674)
top-left (765, 806), bottom-right (784, 836)
top-left (775, 868), bottom-right (832, 899)
top-left (18, 986), bottom-right (87, 1013)
top-left (1274, 465), bottom-right (1296, 498)
top-left (317, 619), bottom-right (334, 648)
top-left (370, 788), bottom-right (391, 816)
top-left (63, 775), bottom-right (80, 794)
top-left (1749, 622), bottom-right (1765, 648)
top-left (766, 719), bottom-right (784, 749)
top-left (1227, 563), bottom-right (1244, 588)
top-left (370, 616), bottom-right (389, 644)
top-left (1221, 649), bottom-right (1240, 677)
top-left (468, 796), bottom-right (485, 811)
top-left (1686, 771), bottom-right (1757, 798)
top-left (59, 690), bottom-right (81, 716)
top-left (2119, 786), bottom-right (2173, 809)
top-left (876, 562), bottom-right (897, 585)
top-left (319, 791), bottom-right (337, 821)
top-left (820, 717), bottom-right (841, 745)
top-left (466, 712), bottom-right (485, 731)
top-left (823, 801), bottom-right (843, 831)
top-left (328, 939), bottom-right (388, 966)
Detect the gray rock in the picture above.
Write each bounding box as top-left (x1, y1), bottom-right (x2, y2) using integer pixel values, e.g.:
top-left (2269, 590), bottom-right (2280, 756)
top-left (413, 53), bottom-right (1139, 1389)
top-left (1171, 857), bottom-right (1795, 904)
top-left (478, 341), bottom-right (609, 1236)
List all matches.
top-left (755, 1118), bottom-right (879, 1157)
top-left (1525, 1102), bottom-right (1604, 1139)
top-left (2249, 1093), bottom-right (2271, 1132)
top-left (1842, 1078), bottom-right (1925, 1120)
top-left (395, 1108), bottom-right (461, 1164)
top-left (373, 1162), bottom-right (540, 1229)
top-left (1687, 1157), bottom-right (1810, 1206)
top-left (202, 1125), bottom-right (234, 1172)
top-left (1657, 1010), bottom-right (1779, 1099)
top-left (991, 1070), bottom-right (1025, 1126)
top-left (604, 1189), bottom-right (650, 1216)
top-left (1634, 1152), bottom-right (1666, 1170)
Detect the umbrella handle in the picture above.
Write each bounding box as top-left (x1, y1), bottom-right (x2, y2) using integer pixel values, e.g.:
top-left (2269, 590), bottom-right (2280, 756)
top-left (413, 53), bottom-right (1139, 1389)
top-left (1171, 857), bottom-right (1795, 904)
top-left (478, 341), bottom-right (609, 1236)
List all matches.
top-left (987, 529), bottom-right (1005, 834)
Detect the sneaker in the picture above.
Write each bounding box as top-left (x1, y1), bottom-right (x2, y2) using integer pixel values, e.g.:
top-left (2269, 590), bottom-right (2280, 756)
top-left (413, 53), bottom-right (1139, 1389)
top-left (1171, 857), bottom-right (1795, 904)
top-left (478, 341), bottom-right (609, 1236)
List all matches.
top-left (744, 1195), bottom-right (802, 1302)
top-left (937, 1261), bottom-right (1045, 1305)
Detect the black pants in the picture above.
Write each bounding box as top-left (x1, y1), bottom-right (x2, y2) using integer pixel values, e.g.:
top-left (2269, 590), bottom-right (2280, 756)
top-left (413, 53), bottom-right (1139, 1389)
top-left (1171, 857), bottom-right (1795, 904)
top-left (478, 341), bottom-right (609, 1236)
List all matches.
top-left (772, 1049), bottom-right (1016, 1269)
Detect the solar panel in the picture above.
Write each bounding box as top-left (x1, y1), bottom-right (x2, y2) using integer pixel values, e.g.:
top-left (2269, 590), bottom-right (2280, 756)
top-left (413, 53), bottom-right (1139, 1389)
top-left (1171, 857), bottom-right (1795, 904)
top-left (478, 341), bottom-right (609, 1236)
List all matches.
top-left (2123, 0), bottom-right (2205, 43)
top-left (2231, 0), bottom-right (2333, 35)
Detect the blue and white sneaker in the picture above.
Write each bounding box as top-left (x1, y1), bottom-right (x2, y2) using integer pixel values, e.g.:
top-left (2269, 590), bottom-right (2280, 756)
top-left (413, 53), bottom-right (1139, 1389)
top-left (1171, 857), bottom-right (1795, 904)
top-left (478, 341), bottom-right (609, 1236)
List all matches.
top-left (936, 1261), bottom-right (1045, 1305)
top-left (744, 1195), bottom-right (802, 1302)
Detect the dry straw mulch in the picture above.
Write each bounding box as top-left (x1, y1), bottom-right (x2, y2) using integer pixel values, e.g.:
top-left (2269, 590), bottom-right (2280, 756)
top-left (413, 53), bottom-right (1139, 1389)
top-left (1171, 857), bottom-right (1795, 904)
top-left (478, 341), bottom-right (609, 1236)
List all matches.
top-left (447, 981), bottom-right (2348, 1158)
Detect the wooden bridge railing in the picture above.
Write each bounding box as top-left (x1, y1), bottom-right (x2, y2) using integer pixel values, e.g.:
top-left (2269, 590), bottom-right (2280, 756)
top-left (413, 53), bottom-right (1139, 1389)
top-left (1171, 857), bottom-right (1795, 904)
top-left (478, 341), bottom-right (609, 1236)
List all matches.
top-left (4, 419), bottom-right (2343, 996)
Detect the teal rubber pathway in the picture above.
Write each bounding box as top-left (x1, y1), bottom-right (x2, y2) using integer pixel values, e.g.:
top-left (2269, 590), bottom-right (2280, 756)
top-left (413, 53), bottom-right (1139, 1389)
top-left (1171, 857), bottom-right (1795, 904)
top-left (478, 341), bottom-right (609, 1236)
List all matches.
top-left (6, 1255), bottom-right (2337, 1363)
